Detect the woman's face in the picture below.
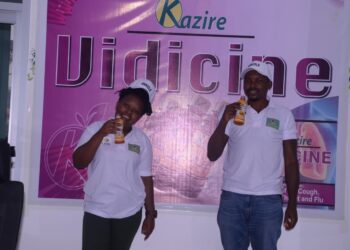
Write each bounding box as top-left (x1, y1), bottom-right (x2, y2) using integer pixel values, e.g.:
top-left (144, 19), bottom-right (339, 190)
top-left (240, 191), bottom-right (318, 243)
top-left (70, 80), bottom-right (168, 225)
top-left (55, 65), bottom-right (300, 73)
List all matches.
top-left (115, 94), bottom-right (144, 129)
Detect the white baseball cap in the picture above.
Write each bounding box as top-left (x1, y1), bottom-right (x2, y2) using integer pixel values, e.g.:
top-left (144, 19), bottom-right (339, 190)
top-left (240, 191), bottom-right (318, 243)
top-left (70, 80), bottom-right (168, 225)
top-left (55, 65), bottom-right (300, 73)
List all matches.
top-left (129, 79), bottom-right (156, 102)
top-left (241, 61), bottom-right (273, 82)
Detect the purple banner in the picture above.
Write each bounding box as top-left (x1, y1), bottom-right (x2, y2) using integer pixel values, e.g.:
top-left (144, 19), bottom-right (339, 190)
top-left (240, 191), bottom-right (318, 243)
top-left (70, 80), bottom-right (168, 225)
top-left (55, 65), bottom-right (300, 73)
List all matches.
top-left (39, 0), bottom-right (346, 211)
top-left (283, 183), bottom-right (335, 207)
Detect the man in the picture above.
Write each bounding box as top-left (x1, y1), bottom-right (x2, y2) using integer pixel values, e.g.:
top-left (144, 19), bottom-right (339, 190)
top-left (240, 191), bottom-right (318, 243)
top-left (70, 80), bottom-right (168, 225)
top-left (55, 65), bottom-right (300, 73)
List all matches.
top-left (207, 61), bottom-right (299, 250)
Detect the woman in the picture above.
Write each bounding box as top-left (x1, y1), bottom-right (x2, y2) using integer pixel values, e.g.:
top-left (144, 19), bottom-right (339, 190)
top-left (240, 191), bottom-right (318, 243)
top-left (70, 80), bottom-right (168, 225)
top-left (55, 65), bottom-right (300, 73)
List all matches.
top-left (73, 79), bottom-right (157, 250)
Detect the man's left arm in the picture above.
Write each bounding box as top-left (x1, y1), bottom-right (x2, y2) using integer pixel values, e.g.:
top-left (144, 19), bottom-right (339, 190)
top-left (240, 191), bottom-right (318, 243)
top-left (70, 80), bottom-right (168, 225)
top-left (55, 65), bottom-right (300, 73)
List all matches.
top-left (283, 139), bottom-right (300, 230)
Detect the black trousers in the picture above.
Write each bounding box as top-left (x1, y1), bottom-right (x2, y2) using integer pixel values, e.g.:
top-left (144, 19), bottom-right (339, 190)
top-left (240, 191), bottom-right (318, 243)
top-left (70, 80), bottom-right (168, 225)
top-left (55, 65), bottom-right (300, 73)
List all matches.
top-left (82, 210), bottom-right (142, 250)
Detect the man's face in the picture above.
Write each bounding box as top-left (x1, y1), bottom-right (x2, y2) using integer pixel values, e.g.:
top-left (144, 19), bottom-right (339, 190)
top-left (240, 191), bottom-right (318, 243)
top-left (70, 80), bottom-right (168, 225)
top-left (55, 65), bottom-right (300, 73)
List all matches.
top-left (243, 70), bottom-right (272, 102)
top-left (115, 94), bottom-right (144, 129)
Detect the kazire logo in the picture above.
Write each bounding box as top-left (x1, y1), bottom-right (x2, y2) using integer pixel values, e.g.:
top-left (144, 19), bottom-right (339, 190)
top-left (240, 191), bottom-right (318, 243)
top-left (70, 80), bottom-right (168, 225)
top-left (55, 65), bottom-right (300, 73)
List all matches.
top-left (156, 0), bottom-right (182, 28)
top-left (156, 0), bottom-right (227, 30)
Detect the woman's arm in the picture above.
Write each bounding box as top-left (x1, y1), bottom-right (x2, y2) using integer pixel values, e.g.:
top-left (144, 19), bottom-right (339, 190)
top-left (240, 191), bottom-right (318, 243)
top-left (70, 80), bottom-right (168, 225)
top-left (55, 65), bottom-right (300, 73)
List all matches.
top-left (141, 176), bottom-right (156, 240)
top-left (73, 119), bottom-right (116, 168)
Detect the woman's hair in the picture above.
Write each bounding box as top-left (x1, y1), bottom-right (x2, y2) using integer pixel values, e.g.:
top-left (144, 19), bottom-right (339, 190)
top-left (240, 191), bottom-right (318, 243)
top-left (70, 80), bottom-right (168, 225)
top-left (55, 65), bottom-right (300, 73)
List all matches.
top-left (118, 88), bottom-right (153, 116)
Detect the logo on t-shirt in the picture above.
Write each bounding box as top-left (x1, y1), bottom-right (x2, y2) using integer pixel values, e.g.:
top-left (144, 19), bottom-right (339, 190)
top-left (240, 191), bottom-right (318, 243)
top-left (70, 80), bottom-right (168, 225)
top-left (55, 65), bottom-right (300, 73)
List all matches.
top-left (266, 117), bottom-right (280, 130)
top-left (128, 143), bottom-right (140, 154)
top-left (102, 136), bottom-right (112, 144)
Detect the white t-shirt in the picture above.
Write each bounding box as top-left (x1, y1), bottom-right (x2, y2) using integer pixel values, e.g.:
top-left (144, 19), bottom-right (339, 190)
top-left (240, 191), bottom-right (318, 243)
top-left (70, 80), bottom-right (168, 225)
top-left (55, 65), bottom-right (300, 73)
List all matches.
top-left (76, 121), bottom-right (153, 218)
top-left (223, 102), bottom-right (297, 195)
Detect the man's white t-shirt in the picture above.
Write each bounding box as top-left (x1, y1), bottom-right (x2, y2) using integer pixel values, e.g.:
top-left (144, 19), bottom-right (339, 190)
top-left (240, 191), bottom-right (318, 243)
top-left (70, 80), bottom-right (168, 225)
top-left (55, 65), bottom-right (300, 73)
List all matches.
top-left (223, 102), bottom-right (297, 195)
top-left (76, 121), bottom-right (153, 219)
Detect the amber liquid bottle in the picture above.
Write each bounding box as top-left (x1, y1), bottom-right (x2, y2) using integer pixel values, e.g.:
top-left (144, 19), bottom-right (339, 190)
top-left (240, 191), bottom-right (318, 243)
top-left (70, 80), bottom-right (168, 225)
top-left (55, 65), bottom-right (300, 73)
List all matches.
top-left (114, 115), bottom-right (125, 144)
top-left (233, 96), bottom-right (247, 125)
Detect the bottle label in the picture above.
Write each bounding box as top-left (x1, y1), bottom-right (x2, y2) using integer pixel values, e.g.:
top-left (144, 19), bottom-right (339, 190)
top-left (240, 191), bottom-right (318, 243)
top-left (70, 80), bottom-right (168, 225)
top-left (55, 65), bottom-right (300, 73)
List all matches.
top-left (233, 97), bottom-right (247, 125)
top-left (115, 116), bottom-right (125, 144)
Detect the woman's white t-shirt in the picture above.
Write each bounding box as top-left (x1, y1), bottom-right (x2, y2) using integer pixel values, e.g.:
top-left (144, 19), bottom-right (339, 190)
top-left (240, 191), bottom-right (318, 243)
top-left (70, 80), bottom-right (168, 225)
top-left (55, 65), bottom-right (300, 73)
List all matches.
top-left (76, 121), bottom-right (153, 219)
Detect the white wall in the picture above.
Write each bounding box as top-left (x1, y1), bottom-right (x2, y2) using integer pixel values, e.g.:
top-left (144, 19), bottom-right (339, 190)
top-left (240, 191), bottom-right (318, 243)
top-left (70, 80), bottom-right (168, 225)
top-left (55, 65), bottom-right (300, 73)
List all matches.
top-left (6, 1), bottom-right (350, 249)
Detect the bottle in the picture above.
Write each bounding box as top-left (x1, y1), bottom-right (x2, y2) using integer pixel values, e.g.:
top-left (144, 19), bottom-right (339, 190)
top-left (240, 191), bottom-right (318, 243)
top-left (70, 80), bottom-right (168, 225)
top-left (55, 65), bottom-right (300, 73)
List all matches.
top-left (233, 96), bottom-right (247, 125)
top-left (114, 114), bottom-right (125, 144)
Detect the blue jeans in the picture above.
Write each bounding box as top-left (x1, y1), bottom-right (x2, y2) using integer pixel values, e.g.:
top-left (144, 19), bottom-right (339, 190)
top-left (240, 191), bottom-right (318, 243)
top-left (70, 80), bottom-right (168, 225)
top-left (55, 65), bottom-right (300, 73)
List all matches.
top-left (217, 191), bottom-right (283, 250)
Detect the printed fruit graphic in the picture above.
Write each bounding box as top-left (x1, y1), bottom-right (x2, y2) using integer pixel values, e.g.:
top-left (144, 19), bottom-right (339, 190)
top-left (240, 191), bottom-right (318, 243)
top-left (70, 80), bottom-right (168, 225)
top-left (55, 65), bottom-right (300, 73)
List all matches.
top-left (142, 94), bottom-right (218, 199)
top-left (40, 103), bottom-right (109, 198)
top-left (297, 122), bottom-right (329, 181)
